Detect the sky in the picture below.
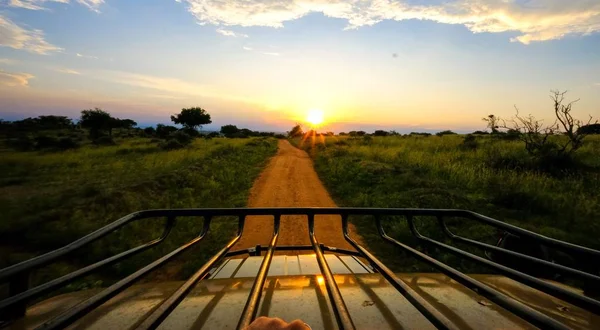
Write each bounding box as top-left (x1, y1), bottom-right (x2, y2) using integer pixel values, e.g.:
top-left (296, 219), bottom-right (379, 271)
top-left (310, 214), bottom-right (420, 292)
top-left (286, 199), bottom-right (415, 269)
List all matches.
top-left (0, 0), bottom-right (599, 133)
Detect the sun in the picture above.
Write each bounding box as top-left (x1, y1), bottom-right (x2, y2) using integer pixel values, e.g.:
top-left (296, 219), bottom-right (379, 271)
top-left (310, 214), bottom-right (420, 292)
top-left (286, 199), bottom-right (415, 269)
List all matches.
top-left (306, 109), bottom-right (324, 126)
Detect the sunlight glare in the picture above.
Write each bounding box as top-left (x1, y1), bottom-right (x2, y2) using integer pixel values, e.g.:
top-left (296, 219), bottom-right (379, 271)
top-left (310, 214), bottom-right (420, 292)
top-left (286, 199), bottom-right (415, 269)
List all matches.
top-left (306, 109), bottom-right (324, 126)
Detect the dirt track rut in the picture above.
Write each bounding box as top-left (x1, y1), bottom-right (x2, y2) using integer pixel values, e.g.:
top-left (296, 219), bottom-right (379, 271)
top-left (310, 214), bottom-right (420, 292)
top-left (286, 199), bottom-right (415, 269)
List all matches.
top-left (233, 140), bottom-right (362, 252)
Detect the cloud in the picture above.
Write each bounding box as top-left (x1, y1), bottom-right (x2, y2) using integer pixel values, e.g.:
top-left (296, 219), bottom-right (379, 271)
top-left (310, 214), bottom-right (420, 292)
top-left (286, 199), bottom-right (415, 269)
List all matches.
top-left (243, 46), bottom-right (252, 51)
top-left (0, 58), bottom-right (18, 65)
top-left (54, 68), bottom-right (80, 75)
top-left (0, 69), bottom-right (34, 87)
top-left (8, 0), bottom-right (103, 12)
top-left (262, 52), bottom-right (279, 56)
top-left (175, 0), bottom-right (600, 44)
top-left (216, 28), bottom-right (248, 37)
top-left (76, 52), bottom-right (99, 59)
top-left (0, 15), bottom-right (63, 54)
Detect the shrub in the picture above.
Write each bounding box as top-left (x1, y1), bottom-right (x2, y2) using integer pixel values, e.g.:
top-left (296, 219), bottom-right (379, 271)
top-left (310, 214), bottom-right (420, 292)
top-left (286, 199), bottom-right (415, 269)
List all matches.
top-left (436, 130), bottom-right (457, 137)
top-left (8, 136), bottom-right (34, 151)
top-left (274, 134), bottom-right (286, 139)
top-left (143, 127), bottom-right (156, 136)
top-left (57, 137), bottom-right (79, 150)
top-left (205, 132), bottom-right (221, 139)
top-left (34, 135), bottom-right (58, 149)
top-left (94, 136), bottom-right (116, 146)
top-left (460, 134), bottom-right (478, 150)
top-left (169, 130), bottom-right (193, 145)
top-left (160, 139), bottom-right (184, 150)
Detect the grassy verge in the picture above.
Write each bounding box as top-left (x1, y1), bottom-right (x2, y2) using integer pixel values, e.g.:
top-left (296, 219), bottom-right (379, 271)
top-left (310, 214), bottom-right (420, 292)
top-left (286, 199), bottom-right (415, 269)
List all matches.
top-left (293, 135), bottom-right (600, 274)
top-left (0, 137), bottom-right (277, 289)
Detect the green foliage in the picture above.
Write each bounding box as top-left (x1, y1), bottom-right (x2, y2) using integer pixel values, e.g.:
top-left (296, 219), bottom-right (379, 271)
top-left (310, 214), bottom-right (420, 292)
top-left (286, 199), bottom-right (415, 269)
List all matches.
top-left (80, 108), bottom-right (113, 138)
top-left (372, 130), bottom-right (389, 136)
top-left (0, 138), bottom-right (278, 287)
top-left (143, 127), bottom-right (156, 136)
top-left (436, 130), bottom-right (457, 136)
top-left (93, 136), bottom-right (116, 146)
top-left (156, 124), bottom-right (178, 138)
top-left (170, 107), bottom-right (212, 131)
top-left (288, 124), bottom-right (303, 138)
top-left (578, 124), bottom-right (600, 135)
top-left (221, 124), bottom-right (239, 137)
top-left (292, 135), bottom-right (600, 274)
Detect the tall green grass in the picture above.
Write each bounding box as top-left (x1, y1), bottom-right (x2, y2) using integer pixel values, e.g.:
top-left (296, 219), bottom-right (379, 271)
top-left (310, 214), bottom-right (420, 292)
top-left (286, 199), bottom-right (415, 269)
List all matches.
top-left (0, 137), bottom-right (277, 289)
top-left (294, 135), bottom-right (600, 273)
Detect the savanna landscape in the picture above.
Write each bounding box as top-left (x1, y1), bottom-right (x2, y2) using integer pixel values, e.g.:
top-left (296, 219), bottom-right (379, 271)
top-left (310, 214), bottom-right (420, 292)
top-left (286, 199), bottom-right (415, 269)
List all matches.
top-left (1, 1), bottom-right (600, 328)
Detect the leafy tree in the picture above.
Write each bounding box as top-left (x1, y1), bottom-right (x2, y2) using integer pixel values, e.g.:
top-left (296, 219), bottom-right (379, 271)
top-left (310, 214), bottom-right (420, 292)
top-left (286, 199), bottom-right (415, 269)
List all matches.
top-left (338, 132), bottom-right (347, 136)
top-left (80, 108), bottom-right (113, 138)
top-left (288, 124), bottom-right (303, 138)
top-left (373, 130), bottom-right (389, 136)
top-left (170, 107), bottom-right (212, 131)
top-left (220, 125), bottom-right (240, 137)
top-left (578, 123), bottom-right (600, 135)
top-left (436, 130), bottom-right (457, 136)
top-left (118, 119), bottom-right (137, 129)
top-left (143, 127), bottom-right (156, 136)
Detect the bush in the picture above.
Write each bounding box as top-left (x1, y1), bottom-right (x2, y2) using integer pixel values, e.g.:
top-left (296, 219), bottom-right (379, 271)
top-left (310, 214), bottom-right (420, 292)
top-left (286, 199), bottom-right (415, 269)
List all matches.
top-left (160, 139), bottom-right (184, 150)
top-left (205, 132), bottom-right (221, 139)
top-left (8, 136), bottom-right (34, 151)
top-left (94, 136), bottom-right (116, 146)
top-left (460, 134), bottom-right (478, 150)
top-left (274, 134), bottom-right (286, 139)
top-left (436, 130), bottom-right (457, 137)
top-left (57, 137), bottom-right (79, 150)
top-left (169, 130), bottom-right (193, 145)
top-left (34, 135), bottom-right (58, 149)
top-left (143, 127), bottom-right (156, 136)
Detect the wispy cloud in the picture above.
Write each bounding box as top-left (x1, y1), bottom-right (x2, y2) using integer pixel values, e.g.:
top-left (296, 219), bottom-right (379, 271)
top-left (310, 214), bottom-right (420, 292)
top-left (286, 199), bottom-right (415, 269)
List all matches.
top-left (176, 0), bottom-right (600, 44)
top-left (76, 52), bottom-right (99, 59)
top-left (8, 0), bottom-right (103, 12)
top-left (0, 58), bottom-right (18, 65)
top-left (262, 52), bottom-right (279, 56)
top-left (0, 14), bottom-right (63, 54)
top-left (54, 68), bottom-right (80, 75)
top-left (242, 46), bottom-right (252, 51)
top-left (216, 28), bottom-right (248, 38)
top-left (0, 69), bottom-right (34, 87)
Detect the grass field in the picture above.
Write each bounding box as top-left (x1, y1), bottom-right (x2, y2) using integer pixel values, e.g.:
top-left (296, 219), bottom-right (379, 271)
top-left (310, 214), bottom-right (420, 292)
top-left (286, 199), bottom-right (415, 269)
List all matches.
top-left (294, 134), bottom-right (600, 274)
top-left (0, 137), bottom-right (278, 291)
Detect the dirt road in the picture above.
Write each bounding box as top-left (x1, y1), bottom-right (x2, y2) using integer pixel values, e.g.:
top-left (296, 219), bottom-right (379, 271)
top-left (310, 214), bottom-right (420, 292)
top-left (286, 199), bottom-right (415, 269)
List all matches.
top-left (233, 140), bottom-right (362, 252)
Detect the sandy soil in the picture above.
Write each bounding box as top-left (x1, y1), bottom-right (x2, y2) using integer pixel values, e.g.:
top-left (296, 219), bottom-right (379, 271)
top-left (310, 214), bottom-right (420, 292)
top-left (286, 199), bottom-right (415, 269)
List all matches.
top-left (233, 140), bottom-right (363, 253)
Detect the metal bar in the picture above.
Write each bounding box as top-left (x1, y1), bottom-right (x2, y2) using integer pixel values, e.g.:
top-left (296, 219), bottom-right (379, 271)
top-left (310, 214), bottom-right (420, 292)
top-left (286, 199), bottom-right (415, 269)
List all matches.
top-left (0, 212), bottom-right (141, 282)
top-left (137, 216), bottom-right (243, 330)
top-left (341, 215), bottom-right (458, 330)
top-left (379, 216), bottom-right (569, 330)
top-left (4, 208), bottom-right (599, 282)
top-left (237, 215), bottom-right (281, 329)
top-left (35, 217), bottom-right (211, 330)
top-left (224, 245), bottom-right (362, 258)
top-left (436, 216), bottom-right (600, 283)
top-left (308, 214), bottom-right (356, 330)
top-left (409, 217), bottom-right (600, 314)
top-left (0, 217), bottom-right (175, 314)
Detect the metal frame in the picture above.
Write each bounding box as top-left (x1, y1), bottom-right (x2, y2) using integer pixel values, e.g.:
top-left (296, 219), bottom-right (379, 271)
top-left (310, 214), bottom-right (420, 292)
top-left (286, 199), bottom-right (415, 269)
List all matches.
top-left (0, 208), bottom-right (599, 330)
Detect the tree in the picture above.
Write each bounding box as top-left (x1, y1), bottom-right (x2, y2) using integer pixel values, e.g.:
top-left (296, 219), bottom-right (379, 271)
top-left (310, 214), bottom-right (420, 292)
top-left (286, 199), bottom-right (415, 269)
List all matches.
top-left (500, 90), bottom-right (596, 156)
top-left (80, 108), bottom-right (113, 138)
top-left (288, 124), bottom-right (303, 138)
top-left (436, 130), bottom-right (457, 137)
top-left (373, 130), bottom-right (389, 136)
top-left (170, 107), bottom-right (211, 131)
top-left (578, 123), bottom-right (600, 135)
top-left (143, 127), bottom-right (156, 136)
top-left (483, 114), bottom-right (499, 133)
top-left (156, 124), bottom-right (178, 139)
top-left (118, 119), bottom-right (137, 129)
top-left (220, 125), bottom-right (240, 138)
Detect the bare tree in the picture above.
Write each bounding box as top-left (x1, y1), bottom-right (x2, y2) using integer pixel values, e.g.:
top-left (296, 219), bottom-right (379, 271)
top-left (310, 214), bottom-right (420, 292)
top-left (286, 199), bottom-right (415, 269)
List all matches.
top-left (550, 90), bottom-right (595, 153)
top-left (500, 90), bottom-right (596, 156)
top-left (482, 114), bottom-right (499, 133)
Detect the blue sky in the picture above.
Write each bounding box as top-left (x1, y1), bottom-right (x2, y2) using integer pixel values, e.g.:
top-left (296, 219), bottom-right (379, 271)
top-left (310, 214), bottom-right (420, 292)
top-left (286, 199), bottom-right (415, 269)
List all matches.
top-left (0, 0), bottom-right (599, 132)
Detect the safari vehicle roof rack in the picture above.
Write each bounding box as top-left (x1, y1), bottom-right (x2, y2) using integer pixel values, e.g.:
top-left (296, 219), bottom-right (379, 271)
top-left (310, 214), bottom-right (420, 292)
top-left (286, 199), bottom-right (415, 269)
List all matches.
top-left (1, 208), bottom-right (600, 330)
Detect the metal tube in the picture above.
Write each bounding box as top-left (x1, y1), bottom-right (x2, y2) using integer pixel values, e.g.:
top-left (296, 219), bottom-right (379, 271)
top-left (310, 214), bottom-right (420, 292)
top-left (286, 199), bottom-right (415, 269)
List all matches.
top-left (136, 216), bottom-right (243, 330)
top-left (410, 217), bottom-right (600, 314)
top-left (237, 215), bottom-right (281, 329)
top-left (0, 217), bottom-right (175, 314)
top-left (341, 215), bottom-right (458, 330)
top-left (224, 245), bottom-right (362, 258)
top-left (308, 214), bottom-right (356, 330)
top-left (35, 217), bottom-right (211, 330)
top-left (380, 216), bottom-right (569, 330)
top-left (436, 216), bottom-right (600, 283)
